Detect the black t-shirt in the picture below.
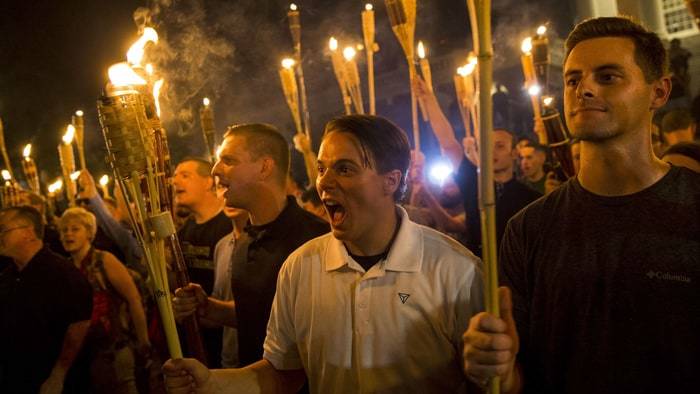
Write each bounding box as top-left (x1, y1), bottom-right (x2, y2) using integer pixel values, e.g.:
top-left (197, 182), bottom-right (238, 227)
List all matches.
top-left (500, 166), bottom-right (700, 393)
top-left (231, 196), bottom-right (329, 366)
top-left (178, 210), bottom-right (233, 368)
top-left (456, 157), bottom-right (542, 257)
top-left (0, 247), bottom-right (93, 393)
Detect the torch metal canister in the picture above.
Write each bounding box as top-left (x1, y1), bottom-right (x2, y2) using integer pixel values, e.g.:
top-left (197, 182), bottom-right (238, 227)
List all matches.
top-left (22, 158), bottom-right (40, 194)
top-left (541, 108), bottom-right (576, 179)
top-left (199, 99), bottom-right (217, 162)
top-left (531, 33), bottom-right (549, 95)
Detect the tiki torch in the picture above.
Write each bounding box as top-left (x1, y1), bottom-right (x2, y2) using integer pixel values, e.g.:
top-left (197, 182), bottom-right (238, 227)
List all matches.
top-left (22, 144), bottom-right (41, 194)
top-left (199, 97), bottom-right (217, 162)
top-left (46, 179), bottom-right (63, 218)
top-left (99, 175), bottom-right (110, 199)
top-left (343, 46), bottom-right (365, 115)
top-left (521, 37), bottom-right (544, 143)
top-left (455, 58), bottom-right (478, 137)
top-left (280, 58), bottom-right (303, 136)
top-left (531, 25), bottom-right (550, 96)
top-left (541, 96), bottom-right (576, 179)
top-left (0, 170), bottom-right (20, 208)
top-left (416, 41), bottom-right (431, 121)
top-left (0, 117), bottom-right (13, 179)
top-left (58, 125), bottom-right (77, 207)
top-left (467, 0), bottom-right (499, 392)
top-left (72, 110), bottom-right (87, 170)
top-left (384, 0), bottom-right (420, 151)
top-left (287, 3), bottom-right (312, 141)
top-left (329, 37), bottom-right (353, 115)
top-left (362, 3), bottom-right (378, 115)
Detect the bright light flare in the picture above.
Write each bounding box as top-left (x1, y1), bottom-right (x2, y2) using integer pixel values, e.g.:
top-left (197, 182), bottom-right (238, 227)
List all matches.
top-left (537, 25), bottom-right (547, 36)
top-left (281, 58), bottom-right (296, 69)
top-left (290, 3), bottom-right (298, 11)
top-left (23, 144), bottom-right (32, 159)
top-left (1, 170), bottom-right (11, 181)
top-left (146, 63), bottom-right (154, 75)
top-left (48, 179), bottom-right (63, 193)
top-left (63, 125), bottom-right (76, 144)
top-left (75, 110), bottom-right (84, 117)
top-left (343, 46), bottom-right (356, 61)
top-left (99, 175), bottom-right (109, 186)
top-left (153, 79), bottom-right (164, 117)
top-left (428, 162), bottom-right (453, 186)
top-left (203, 97), bottom-right (210, 106)
top-left (457, 62), bottom-right (476, 77)
top-left (126, 27), bottom-right (158, 66)
top-left (365, 3), bottom-right (373, 11)
top-left (521, 37), bottom-right (533, 54)
top-left (468, 53), bottom-right (478, 66)
top-left (329, 37), bottom-right (338, 51)
top-left (70, 171), bottom-right (81, 181)
top-left (417, 41), bottom-right (426, 59)
top-left (528, 85), bottom-right (542, 96)
top-left (108, 62), bottom-right (147, 86)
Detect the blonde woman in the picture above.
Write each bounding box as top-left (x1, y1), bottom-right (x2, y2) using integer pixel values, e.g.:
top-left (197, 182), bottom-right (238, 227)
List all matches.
top-left (58, 207), bottom-right (150, 394)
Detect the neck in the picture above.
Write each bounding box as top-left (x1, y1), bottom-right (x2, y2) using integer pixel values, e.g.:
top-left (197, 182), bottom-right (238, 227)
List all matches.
top-left (345, 204), bottom-right (398, 256)
top-left (191, 194), bottom-right (224, 224)
top-left (494, 167), bottom-right (514, 184)
top-left (248, 186), bottom-right (288, 226)
top-left (13, 240), bottom-right (43, 271)
top-left (577, 131), bottom-right (670, 196)
top-left (71, 243), bottom-right (92, 266)
top-left (232, 215), bottom-right (248, 239)
top-left (525, 168), bottom-right (545, 183)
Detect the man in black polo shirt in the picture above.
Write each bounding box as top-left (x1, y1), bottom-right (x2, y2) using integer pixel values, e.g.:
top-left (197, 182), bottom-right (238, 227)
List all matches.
top-left (173, 123), bottom-right (328, 367)
top-left (0, 206), bottom-right (92, 394)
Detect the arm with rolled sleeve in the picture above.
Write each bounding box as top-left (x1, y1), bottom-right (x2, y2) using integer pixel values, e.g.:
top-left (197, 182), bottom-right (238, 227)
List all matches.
top-left (88, 195), bottom-right (144, 274)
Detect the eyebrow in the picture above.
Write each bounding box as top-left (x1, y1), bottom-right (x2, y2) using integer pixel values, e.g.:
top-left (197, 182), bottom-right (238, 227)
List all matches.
top-left (317, 158), bottom-right (362, 167)
top-left (564, 63), bottom-right (625, 78)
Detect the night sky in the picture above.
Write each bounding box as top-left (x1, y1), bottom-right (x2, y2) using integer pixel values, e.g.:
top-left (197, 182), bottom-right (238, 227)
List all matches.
top-left (0, 0), bottom-right (573, 187)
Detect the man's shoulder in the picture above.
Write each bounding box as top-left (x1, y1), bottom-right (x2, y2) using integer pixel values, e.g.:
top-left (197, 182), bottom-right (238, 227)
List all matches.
top-left (285, 232), bottom-right (335, 262)
top-left (419, 223), bottom-right (479, 262)
top-left (288, 202), bottom-right (330, 237)
top-left (508, 178), bottom-right (577, 229)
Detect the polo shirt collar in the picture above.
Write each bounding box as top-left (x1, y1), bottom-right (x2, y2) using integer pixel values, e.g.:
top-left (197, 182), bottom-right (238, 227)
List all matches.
top-left (244, 196), bottom-right (300, 241)
top-left (324, 206), bottom-right (423, 273)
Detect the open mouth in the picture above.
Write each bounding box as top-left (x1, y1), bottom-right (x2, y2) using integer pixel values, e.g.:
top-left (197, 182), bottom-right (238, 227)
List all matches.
top-left (323, 199), bottom-right (347, 227)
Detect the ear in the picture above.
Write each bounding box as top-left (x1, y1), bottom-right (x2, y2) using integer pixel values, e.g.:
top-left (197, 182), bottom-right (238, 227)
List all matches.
top-left (259, 157), bottom-right (275, 181)
top-left (382, 170), bottom-right (403, 197)
top-left (649, 76), bottom-right (672, 111)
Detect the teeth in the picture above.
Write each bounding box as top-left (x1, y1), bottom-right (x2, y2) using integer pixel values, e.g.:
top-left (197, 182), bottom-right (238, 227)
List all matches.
top-left (324, 200), bottom-right (338, 207)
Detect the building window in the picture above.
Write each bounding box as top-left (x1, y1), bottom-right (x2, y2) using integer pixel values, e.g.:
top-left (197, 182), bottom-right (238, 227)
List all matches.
top-left (662, 0), bottom-right (699, 37)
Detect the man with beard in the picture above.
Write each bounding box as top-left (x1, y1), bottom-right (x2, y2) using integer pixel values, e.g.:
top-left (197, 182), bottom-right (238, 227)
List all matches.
top-left (463, 17), bottom-right (700, 393)
top-left (163, 115), bottom-right (484, 393)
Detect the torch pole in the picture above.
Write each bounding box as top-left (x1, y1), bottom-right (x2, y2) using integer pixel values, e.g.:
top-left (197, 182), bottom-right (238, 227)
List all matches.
top-left (0, 117), bottom-right (14, 178)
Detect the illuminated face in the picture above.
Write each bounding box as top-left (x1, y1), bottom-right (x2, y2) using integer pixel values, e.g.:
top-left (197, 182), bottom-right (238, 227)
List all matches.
top-left (519, 146), bottom-right (546, 178)
top-left (493, 130), bottom-right (516, 173)
top-left (172, 161), bottom-right (213, 210)
top-left (212, 135), bottom-right (262, 210)
top-left (0, 215), bottom-right (32, 258)
top-left (316, 131), bottom-right (395, 246)
top-left (59, 219), bottom-right (92, 254)
top-left (564, 37), bottom-right (658, 142)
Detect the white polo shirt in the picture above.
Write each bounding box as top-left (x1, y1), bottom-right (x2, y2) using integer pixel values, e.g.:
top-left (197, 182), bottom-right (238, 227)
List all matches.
top-left (263, 207), bottom-right (484, 393)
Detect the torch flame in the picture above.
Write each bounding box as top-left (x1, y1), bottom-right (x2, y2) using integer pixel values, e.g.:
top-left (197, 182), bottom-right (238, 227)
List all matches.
top-left (343, 46), bottom-right (356, 61)
top-left (417, 41), bottom-right (426, 59)
top-left (126, 27), bottom-right (158, 66)
top-left (75, 110), bottom-right (84, 117)
top-left (108, 62), bottom-right (147, 86)
top-left (23, 144), bottom-right (32, 159)
top-left (365, 3), bottom-right (373, 11)
top-left (528, 85), bottom-right (542, 96)
top-left (543, 96), bottom-right (554, 107)
top-left (1, 170), bottom-right (11, 181)
top-left (468, 53), bottom-right (478, 66)
top-left (48, 179), bottom-right (63, 193)
top-left (99, 175), bottom-right (109, 186)
top-left (281, 58), bottom-right (296, 69)
top-left (329, 37), bottom-right (338, 51)
top-left (146, 63), bottom-right (154, 75)
top-left (465, 62), bottom-right (476, 76)
top-left (70, 171), bottom-right (81, 181)
top-left (203, 97), bottom-right (211, 106)
top-left (521, 37), bottom-right (533, 54)
top-left (537, 25), bottom-right (547, 36)
top-left (63, 125), bottom-right (76, 144)
top-left (290, 3), bottom-right (297, 11)
top-left (153, 79), bottom-right (164, 118)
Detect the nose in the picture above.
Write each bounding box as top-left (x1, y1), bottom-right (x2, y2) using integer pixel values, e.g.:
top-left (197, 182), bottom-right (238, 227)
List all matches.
top-left (316, 168), bottom-right (335, 195)
top-left (576, 75), bottom-right (595, 99)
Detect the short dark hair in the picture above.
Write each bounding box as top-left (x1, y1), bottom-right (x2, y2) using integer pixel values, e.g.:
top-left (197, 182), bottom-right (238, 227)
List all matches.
top-left (661, 109), bottom-right (694, 134)
top-left (323, 115), bottom-right (410, 201)
top-left (0, 205), bottom-right (45, 239)
top-left (177, 157), bottom-right (213, 178)
top-left (662, 141), bottom-right (700, 163)
top-left (223, 123), bottom-right (290, 185)
top-left (565, 16), bottom-right (667, 83)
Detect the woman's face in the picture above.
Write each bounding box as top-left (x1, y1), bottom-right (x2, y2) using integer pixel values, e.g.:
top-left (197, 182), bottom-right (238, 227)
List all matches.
top-left (59, 219), bottom-right (92, 253)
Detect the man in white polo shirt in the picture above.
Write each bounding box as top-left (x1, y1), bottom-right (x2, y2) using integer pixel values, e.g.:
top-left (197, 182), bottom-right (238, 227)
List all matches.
top-left (163, 115), bottom-right (484, 393)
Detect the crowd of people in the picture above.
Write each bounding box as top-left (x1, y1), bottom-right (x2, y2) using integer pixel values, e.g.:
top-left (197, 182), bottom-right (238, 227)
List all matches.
top-left (1, 15), bottom-right (699, 394)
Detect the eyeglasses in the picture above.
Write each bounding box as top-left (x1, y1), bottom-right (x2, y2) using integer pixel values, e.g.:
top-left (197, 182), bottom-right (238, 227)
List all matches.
top-left (0, 225), bottom-right (29, 236)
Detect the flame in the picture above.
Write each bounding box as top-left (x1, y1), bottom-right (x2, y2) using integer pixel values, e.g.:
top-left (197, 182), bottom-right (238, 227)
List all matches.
top-left (48, 179), bottom-right (63, 193)
top-left (458, 62), bottom-right (476, 77)
top-left (126, 27), bottom-right (158, 66)
top-left (468, 53), bottom-right (478, 66)
top-left (1, 170), bottom-right (11, 181)
top-left (417, 41), bottom-right (426, 59)
top-left (63, 125), bottom-right (76, 144)
top-left (329, 37), bottom-right (338, 51)
top-left (146, 63), bottom-right (154, 75)
top-left (543, 96), bottom-right (554, 107)
top-left (108, 62), bottom-right (147, 86)
top-left (528, 85), bottom-right (541, 96)
top-left (203, 97), bottom-right (211, 106)
top-left (153, 79), bottom-right (164, 117)
top-left (281, 58), bottom-right (296, 69)
top-left (23, 144), bottom-right (32, 159)
top-left (343, 46), bottom-right (356, 61)
top-left (521, 37), bottom-right (533, 54)
top-left (70, 171), bottom-right (81, 181)
top-left (99, 175), bottom-right (109, 186)
top-left (537, 25), bottom-right (547, 36)
top-left (290, 3), bottom-right (297, 11)
top-left (365, 3), bottom-right (373, 11)
top-left (75, 110), bottom-right (84, 117)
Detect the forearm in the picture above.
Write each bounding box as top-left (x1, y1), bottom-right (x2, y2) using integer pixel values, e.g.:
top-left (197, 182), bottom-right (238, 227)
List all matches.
top-left (301, 149), bottom-right (318, 186)
top-left (422, 193), bottom-right (465, 233)
top-left (89, 195), bottom-right (143, 265)
top-left (49, 320), bottom-right (90, 379)
top-left (206, 360), bottom-right (304, 394)
top-left (424, 97), bottom-right (463, 168)
top-left (128, 300), bottom-right (150, 345)
top-left (203, 297), bottom-right (237, 328)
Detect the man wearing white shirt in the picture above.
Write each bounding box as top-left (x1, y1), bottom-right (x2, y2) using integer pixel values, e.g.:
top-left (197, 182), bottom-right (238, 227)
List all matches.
top-left (164, 115), bottom-right (484, 393)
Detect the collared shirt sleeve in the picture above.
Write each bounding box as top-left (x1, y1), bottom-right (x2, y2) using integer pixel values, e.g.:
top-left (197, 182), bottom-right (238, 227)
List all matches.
top-left (262, 254), bottom-right (303, 370)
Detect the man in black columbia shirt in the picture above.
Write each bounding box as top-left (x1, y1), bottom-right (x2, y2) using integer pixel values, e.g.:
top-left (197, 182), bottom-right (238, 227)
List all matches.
top-left (173, 123), bottom-right (328, 366)
top-left (0, 206), bottom-right (92, 394)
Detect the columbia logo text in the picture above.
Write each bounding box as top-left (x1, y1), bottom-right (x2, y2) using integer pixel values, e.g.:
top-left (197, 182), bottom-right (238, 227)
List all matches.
top-left (646, 271), bottom-right (691, 283)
